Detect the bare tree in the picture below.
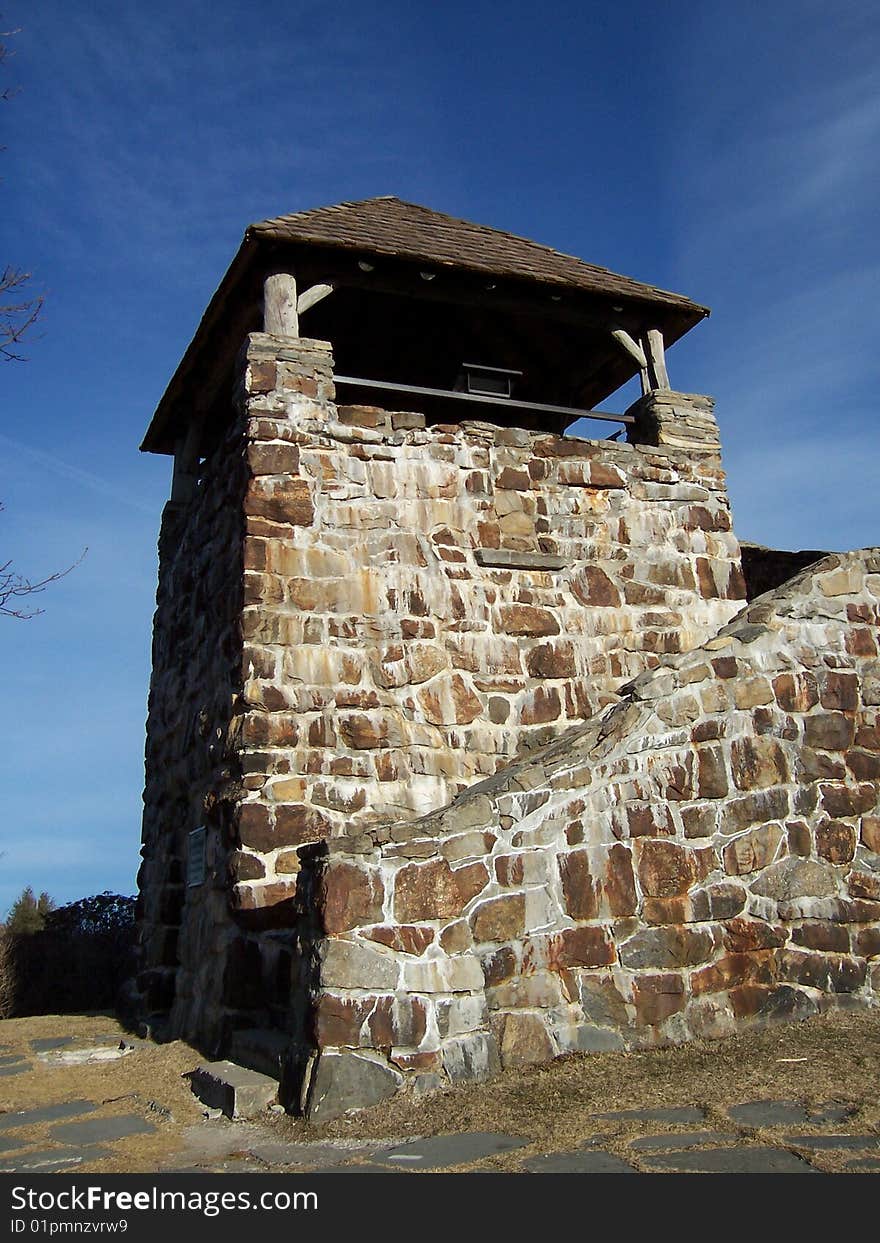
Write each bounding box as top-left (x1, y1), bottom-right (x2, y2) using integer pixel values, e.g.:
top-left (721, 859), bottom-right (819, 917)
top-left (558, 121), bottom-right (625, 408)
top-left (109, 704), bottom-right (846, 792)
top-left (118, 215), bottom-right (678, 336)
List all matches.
top-left (1, 25), bottom-right (43, 361)
top-left (0, 25), bottom-right (78, 617)
top-left (0, 504), bottom-right (83, 617)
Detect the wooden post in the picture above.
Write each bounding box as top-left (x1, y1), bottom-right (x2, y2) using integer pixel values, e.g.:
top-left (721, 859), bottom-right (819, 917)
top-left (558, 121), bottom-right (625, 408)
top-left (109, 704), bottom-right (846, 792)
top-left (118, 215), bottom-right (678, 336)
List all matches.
top-left (297, 282), bottom-right (334, 317)
top-left (263, 272), bottom-right (299, 337)
top-left (646, 328), bottom-right (670, 391)
top-left (610, 327), bottom-right (650, 395)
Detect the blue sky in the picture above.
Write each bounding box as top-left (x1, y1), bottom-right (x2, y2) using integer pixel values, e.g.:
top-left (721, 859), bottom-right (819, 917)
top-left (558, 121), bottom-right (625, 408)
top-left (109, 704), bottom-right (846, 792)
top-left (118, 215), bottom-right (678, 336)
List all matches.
top-left (1, 1), bottom-right (878, 915)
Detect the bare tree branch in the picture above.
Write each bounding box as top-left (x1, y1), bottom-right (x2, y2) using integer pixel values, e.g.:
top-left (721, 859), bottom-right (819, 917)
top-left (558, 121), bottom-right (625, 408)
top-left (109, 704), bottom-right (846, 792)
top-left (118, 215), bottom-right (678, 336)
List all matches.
top-left (0, 512), bottom-right (86, 620)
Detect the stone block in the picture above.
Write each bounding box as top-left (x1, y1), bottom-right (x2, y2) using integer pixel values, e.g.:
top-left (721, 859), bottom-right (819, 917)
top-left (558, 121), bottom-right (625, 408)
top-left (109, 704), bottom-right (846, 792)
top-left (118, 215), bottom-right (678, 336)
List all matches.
top-left (306, 1051), bottom-right (402, 1122)
top-left (190, 1061), bottom-right (278, 1119)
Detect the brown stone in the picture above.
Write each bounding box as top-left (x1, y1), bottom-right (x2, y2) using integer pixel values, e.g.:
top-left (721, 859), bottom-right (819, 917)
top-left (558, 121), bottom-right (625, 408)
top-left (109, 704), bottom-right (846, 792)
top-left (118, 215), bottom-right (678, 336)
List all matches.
top-left (861, 816), bottom-right (880, 852)
top-left (525, 642), bottom-right (577, 679)
top-left (637, 840), bottom-right (712, 898)
top-left (681, 805), bottom-right (717, 839)
top-left (247, 442), bottom-right (300, 475)
top-left (550, 925), bottom-right (616, 969)
top-left (395, 858), bottom-right (470, 922)
top-left (237, 802), bottom-right (274, 852)
top-left (804, 713), bottom-right (856, 752)
top-left (723, 823), bottom-right (784, 875)
top-left (498, 604), bottom-right (560, 636)
top-left (818, 671), bottom-right (859, 712)
top-left (494, 855), bottom-right (524, 886)
top-left (228, 850), bottom-right (265, 882)
top-left (274, 803), bottom-right (332, 846)
top-left (558, 851), bottom-right (599, 920)
top-left (244, 478), bottom-right (313, 526)
top-left (799, 748), bottom-right (846, 781)
top-left (453, 861), bottom-right (491, 906)
top-left (856, 928), bottom-right (880, 957)
top-left (697, 744), bottom-right (729, 799)
top-left (470, 894), bottom-right (526, 943)
top-left (364, 925), bottom-right (435, 955)
top-left (786, 821), bottom-right (813, 857)
top-left (520, 686), bottom-right (561, 725)
top-left (730, 736), bottom-right (789, 791)
top-left (275, 850), bottom-right (302, 875)
top-left (315, 994), bottom-right (371, 1046)
top-left (439, 919), bottom-right (473, 954)
top-left (847, 870), bottom-right (880, 900)
top-left (418, 674), bottom-right (483, 726)
top-left (720, 787), bottom-right (791, 835)
top-left (849, 749), bottom-right (880, 781)
top-left (723, 917), bottom-right (789, 952)
top-left (691, 952), bottom-right (776, 996)
top-left (632, 974), bottom-right (686, 1025)
top-left (368, 996), bottom-right (428, 1048)
top-left (496, 467), bottom-right (531, 490)
top-left (321, 861), bottom-right (385, 934)
top-left (627, 804), bottom-right (675, 837)
top-left (773, 672), bottom-right (818, 713)
top-left (571, 566), bottom-right (621, 607)
top-left (792, 924), bottom-right (850, 953)
top-left (481, 944), bottom-right (517, 986)
top-left (603, 843), bottom-right (637, 916)
top-left (819, 783), bottom-right (876, 818)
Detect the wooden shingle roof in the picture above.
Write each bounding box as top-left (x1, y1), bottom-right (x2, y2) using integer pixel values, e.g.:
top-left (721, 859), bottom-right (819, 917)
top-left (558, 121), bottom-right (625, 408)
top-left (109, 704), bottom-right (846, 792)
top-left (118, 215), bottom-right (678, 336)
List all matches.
top-left (249, 197), bottom-right (705, 314)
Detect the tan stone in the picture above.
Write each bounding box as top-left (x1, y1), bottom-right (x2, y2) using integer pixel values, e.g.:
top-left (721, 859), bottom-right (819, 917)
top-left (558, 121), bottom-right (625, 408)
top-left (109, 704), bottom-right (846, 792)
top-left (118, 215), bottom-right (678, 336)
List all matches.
top-left (496, 1012), bottom-right (556, 1068)
top-left (730, 736), bottom-right (789, 790)
top-left (418, 674), bottom-right (484, 726)
top-left (723, 823), bottom-right (784, 875)
top-left (636, 840), bottom-right (712, 898)
top-left (470, 894), bottom-right (527, 943)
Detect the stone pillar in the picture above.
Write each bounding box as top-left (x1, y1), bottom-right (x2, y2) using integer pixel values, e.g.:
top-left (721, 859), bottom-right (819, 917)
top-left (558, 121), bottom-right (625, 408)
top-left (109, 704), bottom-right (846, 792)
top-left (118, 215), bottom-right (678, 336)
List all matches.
top-left (626, 391), bottom-right (721, 452)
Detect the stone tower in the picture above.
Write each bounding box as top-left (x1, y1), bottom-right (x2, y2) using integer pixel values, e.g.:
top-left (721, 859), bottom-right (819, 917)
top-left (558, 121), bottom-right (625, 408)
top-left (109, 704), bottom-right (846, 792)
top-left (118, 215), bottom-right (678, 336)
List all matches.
top-left (135, 199), bottom-right (879, 1119)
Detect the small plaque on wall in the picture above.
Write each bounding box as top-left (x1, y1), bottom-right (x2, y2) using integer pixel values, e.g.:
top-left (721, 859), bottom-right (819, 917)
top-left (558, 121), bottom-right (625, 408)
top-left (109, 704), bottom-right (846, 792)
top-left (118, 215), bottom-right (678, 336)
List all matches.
top-left (187, 827), bottom-right (207, 888)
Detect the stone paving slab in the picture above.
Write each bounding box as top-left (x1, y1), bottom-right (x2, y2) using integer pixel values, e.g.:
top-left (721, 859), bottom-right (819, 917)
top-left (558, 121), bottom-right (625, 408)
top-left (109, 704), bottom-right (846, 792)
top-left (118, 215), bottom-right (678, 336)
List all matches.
top-left (49, 1114), bottom-right (156, 1145)
top-left (372, 1132), bottom-right (529, 1169)
top-left (0, 1146), bottom-right (113, 1172)
top-left (29, 1037), bottom-right (74, 1051)
top-left (728, 1100), bottom-right (853, 1127)
top-left (591, 1107), bottom-right (705, 1124)
top-left (0, 1135), bottom-right (27, 1153)
top-left (845, 1157), bottom-right (880, 1171)
top-left (784, 1134), bottom-right (880, 1150)
top-left (522, 1149), bottom-right (636, 1173)
top-left (0, 1100), bottom-right (99, 1130)
top-left (0, 1054), bottom-right (26, 1067)
top-left (629, 1131), bottom-right (739, 1151)
top-left (243, 1140), bottom-right (386, 1169)
top-left (0, 1064), bottom-right (28, 1076)
top-left (640, 1146), bottom-right (817, 1173)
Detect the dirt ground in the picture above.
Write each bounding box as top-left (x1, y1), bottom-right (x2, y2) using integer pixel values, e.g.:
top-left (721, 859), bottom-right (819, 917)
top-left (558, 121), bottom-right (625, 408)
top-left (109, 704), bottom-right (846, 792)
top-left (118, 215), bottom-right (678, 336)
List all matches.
top-left (1, 1008), bottom-right (879, 1173)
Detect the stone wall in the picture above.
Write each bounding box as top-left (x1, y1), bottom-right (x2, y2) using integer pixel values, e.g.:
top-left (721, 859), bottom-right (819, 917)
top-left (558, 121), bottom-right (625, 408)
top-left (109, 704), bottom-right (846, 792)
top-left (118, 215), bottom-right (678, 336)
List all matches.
top-left (299, 549), bottom-right (880, 1120)
top-left (231, 334), bottom-right (745, 925)
top-left (137, 416), bottom-right (249, 1049)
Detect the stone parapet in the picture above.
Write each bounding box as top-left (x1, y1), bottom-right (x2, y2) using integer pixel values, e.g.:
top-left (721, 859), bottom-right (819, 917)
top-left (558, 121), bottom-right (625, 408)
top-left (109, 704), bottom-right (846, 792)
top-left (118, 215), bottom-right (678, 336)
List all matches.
top-left (626, 391), bottom-right (721, 452)
top-left (296, 549), bottom-right (880, 1119)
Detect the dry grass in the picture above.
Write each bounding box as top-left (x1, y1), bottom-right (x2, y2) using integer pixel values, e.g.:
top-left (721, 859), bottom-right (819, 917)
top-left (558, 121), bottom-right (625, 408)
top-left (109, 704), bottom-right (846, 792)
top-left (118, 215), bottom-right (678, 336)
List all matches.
top-left (268, 1008), bottom-right (880, 1173)
top-left (1, 1009), bottom-right (878, 1173)
top-left (0, 1013), bottom-right (205, 1172)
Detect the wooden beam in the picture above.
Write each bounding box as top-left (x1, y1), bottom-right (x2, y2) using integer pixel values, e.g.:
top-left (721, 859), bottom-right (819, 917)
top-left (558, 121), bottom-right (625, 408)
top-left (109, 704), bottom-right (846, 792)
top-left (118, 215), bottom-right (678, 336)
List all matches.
top-left (646, 328), bottom-right (670, 390)
top-left (263, 272), bottom-right (299, 336)
top-left (334, 374), bottom-right (634, 424)
top-left (610, 326), bottom-right (647, 370)
top-left (297, 281), bottom-right (334, 316)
